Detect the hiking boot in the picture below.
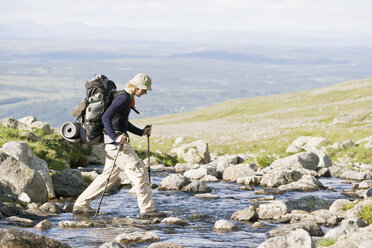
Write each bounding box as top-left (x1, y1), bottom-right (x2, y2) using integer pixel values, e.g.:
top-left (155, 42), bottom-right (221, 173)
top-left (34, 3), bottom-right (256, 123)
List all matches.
top-left (72, 205), bottom-right (95, 215)
top-left (139, 210), bottom-right (166, 219)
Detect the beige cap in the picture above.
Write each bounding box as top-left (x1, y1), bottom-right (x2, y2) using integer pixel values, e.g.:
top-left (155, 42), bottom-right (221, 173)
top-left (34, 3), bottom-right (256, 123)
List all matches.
top-left (130, 73), bottom-right (152, 91)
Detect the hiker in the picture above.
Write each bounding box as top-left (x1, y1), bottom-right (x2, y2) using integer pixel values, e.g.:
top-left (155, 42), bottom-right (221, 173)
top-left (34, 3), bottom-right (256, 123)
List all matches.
top-left (72, 73), bottom-right (166, 218)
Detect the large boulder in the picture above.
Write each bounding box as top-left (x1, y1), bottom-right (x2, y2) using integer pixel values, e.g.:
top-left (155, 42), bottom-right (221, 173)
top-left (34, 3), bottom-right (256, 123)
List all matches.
top-left (223, 164), bottom-right (256, 182)
top-left (328, 224), bottom-right (372, 248)
top-left (231, 206), bottom-right (257, 221)
top-left (184, 166), bottom-right (218, 180)
top-left (171, 140), bottom-right (211, 164)
top-left (181, 181), bottom-right (212, 193)
top-left (268, 221), bottom-right (323, 237)
top-left (51, 169), bottom-right (86, 197)
top-left (0, 151), bottom-right (48, 204)
top-left (1, 141), bottom-right (55, 198)
top-left (0, 117), bottom-right (29, 129)
top-left (254, 200), bottom-right (288, 220)
top-left (324, 218), bottom-right (368, 241)
top-left (286, 136), bottom-right (329, 153)
top-left (158, 174), bottom-right (191, 191)
top-left (278, 175), bottom-right (324, 192)
top-left (258, 228), bottom-right (314, 248)
top-left (269, 152), bottom-right (319, 171)
top-left (0, 228), bottom-right (71, 248)
top-left (286, 195), bottom-right (332, 212)
top-left (340, 170), bottom-right (370, 181)
top-left (260, 170), bottom-right (302, 188)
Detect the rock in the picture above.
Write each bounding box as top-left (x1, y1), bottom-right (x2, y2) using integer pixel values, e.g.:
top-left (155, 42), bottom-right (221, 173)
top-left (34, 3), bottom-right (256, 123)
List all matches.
top-left (99, 242), bottom-right (126, 248)
top-left (161, 217), bottom-right (188, 226)
top-left (317, 167), bottom-right (331, 177)
top-left (18, 192), bottom-right (32, 203)
top-left (0, 117), bottom-right (29, 129)
top-left (31, 121), bottom-right (54, 135)
top-left (214, 219), bottom-right (236, 231)
top-left (356, 135), bottom-right (372, 148)
top-left (343, 199), bottom-right (372, 219)
top-left (324, 218), bottom-right (368, 241)
top-left (114, 231), bottom-right (160, 244)
top-left (81, 171), bottom-right (100, 181)
top-left (223, 164), bottom-right (256, 182)
top-left (252, 221), bottom-right (266, 228)
top-left (329, 166), bottom-right (348, 177)
top-left (184, 166), bottom-right (218, 180)
top-left (181, 181), bottom-right (212, 193)
top-left (286, 136), bottom-right (329, 153)
top-left (0, 202), bottom-right (23, 216)
top-left (340, 139), bottom-right (354, 148)
top-left (286, 195), bottom-right (332, 212)
top-left (328, 224), bottom-right (372, 248)
top-left (18, 116), bottom-right (37, 126)
top-left (260, 170), bottom-right (302, 188)
top-left (269, 152), bottom-right (319, 171)
top-left (87, 144), bottom-right (105, 164)
top-left (40, 202), bottom-right (62, 214)
top-left (58, 220), bottom-right (94, 228)
top-left (6, 216), bottom-right (35, 227)
top-left (194, 193), bottom-right (220, 199)
top-left (340, 170), bottom-right (369, 181)
top-left (254, 200), bottom-right (288, 220)
top-left (0, 151), bottom-right (48, 204)
top-left (0, 228), bottom-right (71, 247)
top-left (149, 242), bottom-right (186, 248)
top-left (20, 132), bottom-right (43, 142)
top-left (269, 221), bottom-right (323, 237)
top-left (329, 199), bottom-right (353, 218)
top-left (51, 169), bottom-right (86, 197)
top-left (174, 163), bottom-right (200, 173)
top-left (359, 180), bottom-right (372, 189)
top-left (35, 219), bottom-right (53, 230)
top-left (211, 155), bottom-right (245, 174)
top-left (158, 174), bottom-right (191, 191)
top-left (309, 149), bottom-right (333, 168)
top-left (278, 175), bottom-right (324, 192)
top-left (258, 228), bottom-right (314, 248)
top-left (171, 140), bottom-right (211, 164)
top-left (1, 141), bottom-right (56, 199)
top-left (364, 188), bottom-right (372, 198)
top-left (231, 206), bottom-right (257, 221)
top-left (173, 136), bottom-right (184, 147)
top-left (200, 175), bottom-right (219, 182)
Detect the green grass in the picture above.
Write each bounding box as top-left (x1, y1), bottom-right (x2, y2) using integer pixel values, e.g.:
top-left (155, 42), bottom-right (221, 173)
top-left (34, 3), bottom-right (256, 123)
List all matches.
top-left (318, 238), bottom-right (337, 247)
top-left (135, 149), bottom-right (185, 166)
top-left (358, 205), bottom-right (372, 224)
top-left (256, 152), bottom-right (276, 168)
top-left (338, 203), bottom-right (355, 211)
top-left (0, 124), bottom-right (91, 170)
top-left (82, 175), bottom-right (94, 185)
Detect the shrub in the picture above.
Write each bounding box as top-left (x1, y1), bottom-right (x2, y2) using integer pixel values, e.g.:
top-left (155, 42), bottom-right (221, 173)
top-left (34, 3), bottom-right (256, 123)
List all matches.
top-left (256, 152), bottom-right (275, 168)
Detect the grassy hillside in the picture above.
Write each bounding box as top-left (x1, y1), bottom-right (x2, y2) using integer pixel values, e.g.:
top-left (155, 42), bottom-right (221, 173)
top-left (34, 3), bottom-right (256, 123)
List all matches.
top-left (131, 78), bottom-right (372, 164)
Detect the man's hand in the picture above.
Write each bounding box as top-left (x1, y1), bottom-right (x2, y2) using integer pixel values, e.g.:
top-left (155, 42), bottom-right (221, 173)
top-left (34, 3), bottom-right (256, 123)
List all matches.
top-left (143, 125), bottom-right (152, 136)
top-left (115, 134), bottom-right (129, 144)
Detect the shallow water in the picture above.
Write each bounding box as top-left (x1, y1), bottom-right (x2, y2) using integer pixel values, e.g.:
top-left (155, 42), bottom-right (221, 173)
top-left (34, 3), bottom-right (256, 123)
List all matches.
top-left (6, 169), bottom-right (355, 248)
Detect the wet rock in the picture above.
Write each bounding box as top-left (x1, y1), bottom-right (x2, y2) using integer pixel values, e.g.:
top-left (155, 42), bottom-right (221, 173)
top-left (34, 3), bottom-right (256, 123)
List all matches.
top-left (269, 221), bottom-right (323, 237)
top-left (329, 166), bottom-right (348, 177)
top-left (40, 202), bottom-right (62, 214)
top-left (99, 242), bottom-right (126, 248)
top-left (214, 219), bottom-right (236, 232)
top-left (231, 206), bottom-right (257, 221)
top-left (359, 179), bottom-right (372, 189)
top-left (158, 174), bottom-right (191, 191)
top-left (18, 192), bottom-right (32, 203)
top-left (278, 175), bottom-right (324, 192)
top-left (236, 176), bottom-right (262, 185)
top-left (286, 136), bottom-right (329, 153)
top-left (324, 218), bottom-right (368, 241)
top-left (223, 164), bottom-right (256, 182)
top-left (161, 217), bottom-right (188, 226)
top-left (252, 221), bottom-right (267, 228)
top-left (254, 200), bottom-right (288, 220)
top-left (0, 151), bottom-right (48, 204)
top-left (194, 193), bottom-right (220, 199)
top-left (171, 140), bottom-right (211, 164)
top-left (35, 219), bottom-right (53, 230)
top-left (184, 166), bottom-right (218, 180)
top-left (174, 163), bottom-right (200, 174)
top-left (317, 167), bottom-right (331, 177)
top-left (286, 195), bottom-right (332, 212)
top-left (0, 228), bottom-right (71, 248)
top-left (269, 152), bottom-right (319, 171)
top-left (51, 169), bottom-right (86, 197)
top-left (114, 231), bottom-right (160, 244)
top-left (340, 170), bottom-right (369, 181)
top-left (149, 242), bottom-right (186, 248)
top-left (181, 181), bottom-right (212, 193)
top-left (1, 141), bottom-right (55, 199)
top-left (258, 228), bottom-right (314, 248)
top-left (342, 188), bottom-right (365, 198)
top-left (5, 216), bottom-right (35, 227)
top-left (260, 170), bottom-right (302, 188)
top-left (254, 188), bottom-right (283, 195)
top-left (0, 202), bottom-right (23, 217)
top-left (200, 175), bottom-right (219, 182)
top-left (109, 217), bottom-right (136, 225)
top-left (328, 224), bottom-right (372, 248)
top-left (58, 220), bottom-right (94, 228)
top-left (364, 188), bottom-right (372, 198)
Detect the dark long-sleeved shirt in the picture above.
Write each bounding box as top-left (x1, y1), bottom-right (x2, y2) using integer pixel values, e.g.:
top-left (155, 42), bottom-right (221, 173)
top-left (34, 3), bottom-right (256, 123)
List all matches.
top-left (102, 91), bottom-right (143, 143)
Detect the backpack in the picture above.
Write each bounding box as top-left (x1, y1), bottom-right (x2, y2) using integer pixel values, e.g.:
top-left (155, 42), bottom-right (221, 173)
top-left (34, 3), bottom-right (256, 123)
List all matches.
top-left (62, 75), bottom-right (119, 145)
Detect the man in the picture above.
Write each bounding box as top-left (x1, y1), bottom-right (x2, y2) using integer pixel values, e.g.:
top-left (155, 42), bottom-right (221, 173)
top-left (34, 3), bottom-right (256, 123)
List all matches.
top-left (73, 73), bottom-right (165, 218)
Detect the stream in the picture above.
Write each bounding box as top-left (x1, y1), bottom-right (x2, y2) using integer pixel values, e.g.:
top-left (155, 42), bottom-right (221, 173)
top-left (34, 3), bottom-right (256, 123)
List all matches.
top-left (7, 168), bottom-right (355, 248)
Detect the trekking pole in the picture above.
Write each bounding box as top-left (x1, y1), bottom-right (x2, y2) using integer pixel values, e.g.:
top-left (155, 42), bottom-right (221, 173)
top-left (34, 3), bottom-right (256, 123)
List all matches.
top-left (93, 142), bottom-right (124, 221)
top-left (146, 125), bottom-right (152, 184)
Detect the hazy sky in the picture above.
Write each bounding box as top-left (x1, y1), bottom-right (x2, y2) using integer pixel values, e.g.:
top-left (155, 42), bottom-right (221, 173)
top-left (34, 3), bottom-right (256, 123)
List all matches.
top-left (1, 0), bottom-right (372, 33)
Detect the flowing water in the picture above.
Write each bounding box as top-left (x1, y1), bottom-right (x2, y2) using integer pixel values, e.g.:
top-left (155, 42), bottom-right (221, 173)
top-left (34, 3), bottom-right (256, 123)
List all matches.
top-left (5, 168), bottom-right (355, 248)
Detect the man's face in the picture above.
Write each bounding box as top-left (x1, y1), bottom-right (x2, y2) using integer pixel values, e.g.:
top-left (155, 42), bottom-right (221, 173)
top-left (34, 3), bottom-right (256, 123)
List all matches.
top-left (135, 88), bottom-right (147, 97)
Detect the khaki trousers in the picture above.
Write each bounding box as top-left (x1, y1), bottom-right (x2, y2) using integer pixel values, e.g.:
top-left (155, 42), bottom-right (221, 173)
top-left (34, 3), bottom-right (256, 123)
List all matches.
top-left (74, 142), bottom-right (155, 214)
